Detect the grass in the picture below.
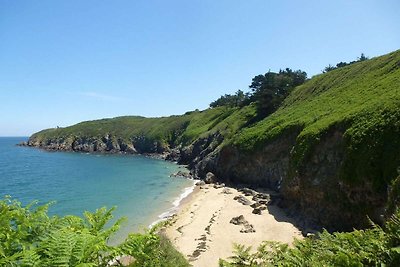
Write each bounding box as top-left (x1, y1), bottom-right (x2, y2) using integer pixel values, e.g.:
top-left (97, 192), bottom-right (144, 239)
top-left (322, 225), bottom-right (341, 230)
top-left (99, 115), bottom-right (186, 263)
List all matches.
top-left (232, 49), bottom-right (400, 188)
top-left (31, 104), bottom-right (258, 149)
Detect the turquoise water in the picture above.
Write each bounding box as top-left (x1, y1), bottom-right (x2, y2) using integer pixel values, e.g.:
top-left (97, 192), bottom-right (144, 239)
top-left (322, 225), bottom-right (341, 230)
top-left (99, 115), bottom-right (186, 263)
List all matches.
top-left (0, 137), bottom-right (194, 241)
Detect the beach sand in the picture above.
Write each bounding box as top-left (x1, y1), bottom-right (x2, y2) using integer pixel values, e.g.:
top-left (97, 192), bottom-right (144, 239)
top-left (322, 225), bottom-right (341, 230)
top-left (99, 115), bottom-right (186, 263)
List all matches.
top-left (164, 184), bottom-right (303, 267)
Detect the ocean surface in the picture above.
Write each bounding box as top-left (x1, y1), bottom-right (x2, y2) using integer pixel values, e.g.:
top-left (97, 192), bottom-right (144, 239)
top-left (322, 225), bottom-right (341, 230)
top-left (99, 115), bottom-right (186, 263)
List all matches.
top-left (0, 137), bottom-right (194, 242)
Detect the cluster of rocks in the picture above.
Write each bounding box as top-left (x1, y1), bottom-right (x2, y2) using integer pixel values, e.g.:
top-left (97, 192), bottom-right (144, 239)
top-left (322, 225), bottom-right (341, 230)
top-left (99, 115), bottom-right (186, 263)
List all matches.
top-left (230, 215), bottom-right (255, 233)
top-left (235, 188), bottom-right (276, 215)
top-left (188, 234), bottom-right (207, 262)
top-left (188, 211), bottom-right (219, 261)
top-left (233, 195), bottom-right (252, 206)
top-left (196, 172), bottom-right (227, 190)
top-left (170, 171), bottom-right (193, 179)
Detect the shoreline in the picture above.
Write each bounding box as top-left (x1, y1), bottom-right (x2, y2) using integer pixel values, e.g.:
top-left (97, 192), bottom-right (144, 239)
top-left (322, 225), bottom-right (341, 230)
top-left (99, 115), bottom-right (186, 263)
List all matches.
top-left (148, 178), bottom-right (198, 229)
top-left (163, 183), bottom-right (303, 266)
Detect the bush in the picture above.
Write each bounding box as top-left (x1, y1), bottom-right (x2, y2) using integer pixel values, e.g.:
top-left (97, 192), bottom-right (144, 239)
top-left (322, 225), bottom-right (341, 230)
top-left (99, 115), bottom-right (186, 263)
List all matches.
top-left (0, 197), bottom-right (189, 267)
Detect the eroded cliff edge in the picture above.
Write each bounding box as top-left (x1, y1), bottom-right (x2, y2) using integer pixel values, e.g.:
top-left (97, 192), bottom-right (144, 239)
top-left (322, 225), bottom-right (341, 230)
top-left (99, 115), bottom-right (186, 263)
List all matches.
top-left (25, 50), bottom-right (400, 231)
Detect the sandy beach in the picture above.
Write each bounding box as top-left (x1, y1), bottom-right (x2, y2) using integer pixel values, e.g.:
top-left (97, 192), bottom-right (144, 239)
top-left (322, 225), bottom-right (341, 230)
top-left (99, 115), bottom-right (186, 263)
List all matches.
top-left (164, 183), bottom-right (303, 267)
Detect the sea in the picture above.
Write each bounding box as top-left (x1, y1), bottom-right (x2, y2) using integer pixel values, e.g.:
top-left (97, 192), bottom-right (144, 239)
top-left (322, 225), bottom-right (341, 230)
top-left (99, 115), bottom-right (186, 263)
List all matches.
top-left (0, 137), bottom-right (195, 242)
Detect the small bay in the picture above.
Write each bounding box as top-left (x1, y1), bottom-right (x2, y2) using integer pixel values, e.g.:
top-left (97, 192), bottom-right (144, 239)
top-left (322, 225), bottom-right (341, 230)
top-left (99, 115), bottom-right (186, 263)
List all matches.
top-left (0, 137), bottom-right (194, 242)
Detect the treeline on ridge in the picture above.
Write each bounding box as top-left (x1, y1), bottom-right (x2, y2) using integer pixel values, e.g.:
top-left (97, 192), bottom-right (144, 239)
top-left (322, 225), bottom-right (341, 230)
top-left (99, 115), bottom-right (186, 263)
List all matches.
top-left (209, 68), bottom-right (307, 118)
top-left (210, 53), bottom-right (368, 118)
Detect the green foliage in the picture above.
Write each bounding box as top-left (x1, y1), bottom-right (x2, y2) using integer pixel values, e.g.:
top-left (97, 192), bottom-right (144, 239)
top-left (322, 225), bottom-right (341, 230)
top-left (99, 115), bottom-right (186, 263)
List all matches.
top-left (249, 68), bottom-right (307, 117)
top-left (209, 69), bottom-right (307, 118)
top-left (220, 210), bottom-right (400, 266)
top-left (0, 197), bottom-right (189, 267)
top-left (233, 49), bottom-right (400, 188)
top-left (323, 53), bottom-right (369, 73)
top-left (210, 90), bottom-right (251, 108)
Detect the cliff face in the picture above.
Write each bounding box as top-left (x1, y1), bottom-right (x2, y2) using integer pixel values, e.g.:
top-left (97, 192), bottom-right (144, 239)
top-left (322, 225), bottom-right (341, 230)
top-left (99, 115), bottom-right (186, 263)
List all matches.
top-left (27, 135), bottom-right (166, 154)
top-left (214, 129), bottom-right (384, 230)
top-left (187, 125), bottom-right (391, 231)
top-left (26, 50), bottom-right (400, 231)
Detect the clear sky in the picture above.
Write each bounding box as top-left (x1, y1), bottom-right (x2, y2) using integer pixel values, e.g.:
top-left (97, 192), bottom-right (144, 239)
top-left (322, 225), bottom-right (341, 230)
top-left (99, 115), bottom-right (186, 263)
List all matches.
top-left (0, 0), bottom-right (399, 136)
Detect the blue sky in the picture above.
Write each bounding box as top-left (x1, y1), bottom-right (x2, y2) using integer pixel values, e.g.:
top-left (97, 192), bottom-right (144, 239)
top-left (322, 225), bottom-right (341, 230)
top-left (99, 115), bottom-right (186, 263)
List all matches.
top-left (0, 0), bottom-right (399, 136)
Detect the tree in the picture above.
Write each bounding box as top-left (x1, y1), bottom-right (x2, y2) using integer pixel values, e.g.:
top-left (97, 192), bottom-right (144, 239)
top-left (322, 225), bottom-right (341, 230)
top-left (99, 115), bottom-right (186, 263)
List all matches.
top-left (323, 64), bottom-right (336, 73)
top-left (358, 53), bottom-right (368, 61)
top-left (210, 90), bottom-right (250, 108)
top-left (249, 69), bottom-right (307, 117)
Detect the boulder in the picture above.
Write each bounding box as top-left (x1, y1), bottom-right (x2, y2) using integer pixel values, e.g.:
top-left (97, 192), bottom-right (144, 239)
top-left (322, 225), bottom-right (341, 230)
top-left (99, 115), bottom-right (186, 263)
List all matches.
top-left (239, 188), bottom-right (257, 197)
top-left (250, 202), bottom-right (261, 209)
top-left (234, 195), bottom-right (252, 205)
top-left (230, 215), bottom-right (256, 233)
top-left (196, 181), bottom-right (206, 186)
top-left (214, 183), bottom-right (225, 189)
top-left (255, 193), bottom-right (271, 200)
top-left (230, 215), bottom-right (247, 225)
top-left (252, 208), bottom-right (262, 215)
top-left (170, 171), bottom-right (192, 179)
top-left (205, 172), bottom-right (216, 184)
top-left (258, 205), bottom-right (267, 210)
top-left (222, 188), bottom-right (232, 194)
top-left (240, 224), bottom-right (256, 233)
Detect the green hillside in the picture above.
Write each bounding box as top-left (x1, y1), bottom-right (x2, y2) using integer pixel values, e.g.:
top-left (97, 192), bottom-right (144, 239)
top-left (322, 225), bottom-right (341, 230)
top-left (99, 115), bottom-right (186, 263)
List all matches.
top-left (30, 103), bottom-right (258, 151)
top-left (232, 50), bottom-right (400, 189)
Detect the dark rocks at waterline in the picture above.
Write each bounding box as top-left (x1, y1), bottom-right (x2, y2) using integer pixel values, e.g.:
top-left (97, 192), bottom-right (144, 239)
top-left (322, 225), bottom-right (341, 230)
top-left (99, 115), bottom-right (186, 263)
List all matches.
top-left (170, 171), bottom-right (193, 179)
top-left (196, 180), bottom-right (206, 186)
top-left (165, 149), bottom-right (181, 162)
top-left (17, 141), bottom-right (28, 146)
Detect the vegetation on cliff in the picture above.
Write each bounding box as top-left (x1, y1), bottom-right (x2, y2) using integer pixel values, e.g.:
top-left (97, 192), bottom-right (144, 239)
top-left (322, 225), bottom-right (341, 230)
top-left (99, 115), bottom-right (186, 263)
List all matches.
top-left (0, 197), bottom-right (189, 267)
top-left (233, 49), bottom-right (400, 190)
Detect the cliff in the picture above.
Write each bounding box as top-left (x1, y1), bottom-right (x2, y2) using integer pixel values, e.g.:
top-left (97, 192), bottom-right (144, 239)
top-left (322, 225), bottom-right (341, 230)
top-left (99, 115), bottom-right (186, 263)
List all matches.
top-left (26, 49), bottom-right (400, 231)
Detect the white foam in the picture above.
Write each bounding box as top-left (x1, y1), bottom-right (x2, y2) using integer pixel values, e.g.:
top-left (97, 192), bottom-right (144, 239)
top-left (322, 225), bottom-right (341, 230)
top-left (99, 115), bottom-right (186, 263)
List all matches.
top-left (148, 179), bottom-right (198, 229)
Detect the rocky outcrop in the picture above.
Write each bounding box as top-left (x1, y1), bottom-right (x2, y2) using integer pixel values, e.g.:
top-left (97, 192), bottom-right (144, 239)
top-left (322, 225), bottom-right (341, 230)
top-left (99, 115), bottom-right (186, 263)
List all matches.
top-left (179, 132), bottom-right (224, 178)
top-left (213, 131), bottom-right (298, 190)
top-left (26, 134), bottom-right (168, 155)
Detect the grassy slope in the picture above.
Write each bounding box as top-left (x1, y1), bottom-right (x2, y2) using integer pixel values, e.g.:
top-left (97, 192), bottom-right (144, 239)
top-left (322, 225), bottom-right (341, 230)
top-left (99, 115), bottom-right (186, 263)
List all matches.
top-left (31, 104), bottom-right (258, 148)
top-left (31, 50), bottom-right (400, 186)
top-left (232, 50), bottom-right (400, 188)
